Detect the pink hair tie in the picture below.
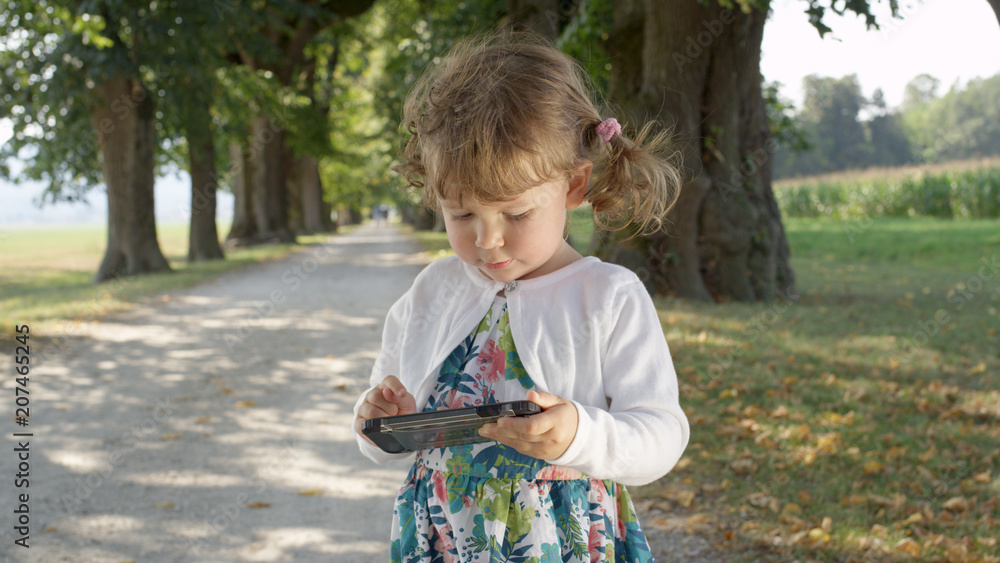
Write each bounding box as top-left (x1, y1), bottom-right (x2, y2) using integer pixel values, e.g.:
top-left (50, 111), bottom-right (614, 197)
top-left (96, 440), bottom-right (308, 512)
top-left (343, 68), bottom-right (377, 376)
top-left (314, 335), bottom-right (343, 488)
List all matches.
top-left (595, 118), bottom-right (621, 143)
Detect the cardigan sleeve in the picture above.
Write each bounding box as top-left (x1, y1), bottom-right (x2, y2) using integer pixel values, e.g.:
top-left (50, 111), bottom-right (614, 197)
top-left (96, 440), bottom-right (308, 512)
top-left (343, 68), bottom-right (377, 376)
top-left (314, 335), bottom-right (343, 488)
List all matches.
top-left (548, 279), bottom-right (689, 486)
top-left (352, 288), bottom-right (418, 464)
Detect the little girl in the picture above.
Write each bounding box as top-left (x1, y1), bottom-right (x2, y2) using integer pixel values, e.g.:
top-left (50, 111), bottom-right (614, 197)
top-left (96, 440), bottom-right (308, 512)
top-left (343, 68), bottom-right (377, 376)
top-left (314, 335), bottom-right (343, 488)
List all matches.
top-left (353, 32), bottom-right (690, 562)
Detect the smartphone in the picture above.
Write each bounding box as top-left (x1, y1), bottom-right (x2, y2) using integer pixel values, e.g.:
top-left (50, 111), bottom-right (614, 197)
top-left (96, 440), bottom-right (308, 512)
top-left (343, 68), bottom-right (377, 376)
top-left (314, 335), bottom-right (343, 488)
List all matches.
top-left (362, 400), bottom-right (543, 454)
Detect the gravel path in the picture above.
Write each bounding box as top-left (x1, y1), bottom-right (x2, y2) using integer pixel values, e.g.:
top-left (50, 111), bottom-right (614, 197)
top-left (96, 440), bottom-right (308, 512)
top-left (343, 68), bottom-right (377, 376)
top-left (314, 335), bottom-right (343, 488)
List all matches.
top-left (0, 224), bottom-right (723, 562)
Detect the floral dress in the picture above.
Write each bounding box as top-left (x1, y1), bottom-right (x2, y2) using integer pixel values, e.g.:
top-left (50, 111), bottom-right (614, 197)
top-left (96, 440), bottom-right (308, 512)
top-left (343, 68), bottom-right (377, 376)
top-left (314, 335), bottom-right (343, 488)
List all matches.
top-left (390, 293), bottom-right (654, 563)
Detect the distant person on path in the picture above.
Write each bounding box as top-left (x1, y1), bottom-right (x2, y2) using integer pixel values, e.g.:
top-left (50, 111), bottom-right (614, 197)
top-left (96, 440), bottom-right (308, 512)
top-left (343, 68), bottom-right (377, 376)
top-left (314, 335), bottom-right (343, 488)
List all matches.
top-left (353, 32), bottom-right (689, 563)
top-left (373, 204), bottom-right (388, 227)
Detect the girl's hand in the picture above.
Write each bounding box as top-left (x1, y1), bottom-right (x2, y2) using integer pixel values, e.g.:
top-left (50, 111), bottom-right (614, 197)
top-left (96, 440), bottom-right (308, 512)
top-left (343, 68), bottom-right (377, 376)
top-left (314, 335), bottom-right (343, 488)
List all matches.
top-left (479, 390), bottom-right (578, 460)
top-left (354, 376), bottom-right (417, 446)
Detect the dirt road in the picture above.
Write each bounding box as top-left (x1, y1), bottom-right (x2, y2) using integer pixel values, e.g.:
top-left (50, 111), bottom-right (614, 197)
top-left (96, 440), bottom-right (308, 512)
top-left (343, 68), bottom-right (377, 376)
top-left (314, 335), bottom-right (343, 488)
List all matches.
top-left (0, 224), bottom-right (719, 562)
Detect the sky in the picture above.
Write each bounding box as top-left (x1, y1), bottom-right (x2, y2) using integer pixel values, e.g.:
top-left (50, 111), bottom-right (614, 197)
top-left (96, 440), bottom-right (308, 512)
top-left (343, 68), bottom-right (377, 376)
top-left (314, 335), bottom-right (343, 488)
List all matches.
top-left (762, 0), bottom-right (1000, 108)
top-left (1, 0), bottom-right (999, 227)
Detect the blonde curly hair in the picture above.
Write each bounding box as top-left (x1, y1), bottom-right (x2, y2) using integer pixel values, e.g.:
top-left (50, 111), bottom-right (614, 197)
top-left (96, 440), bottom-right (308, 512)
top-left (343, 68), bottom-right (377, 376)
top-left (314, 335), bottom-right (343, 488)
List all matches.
top-left (393, 31), bottom-right (682, 234)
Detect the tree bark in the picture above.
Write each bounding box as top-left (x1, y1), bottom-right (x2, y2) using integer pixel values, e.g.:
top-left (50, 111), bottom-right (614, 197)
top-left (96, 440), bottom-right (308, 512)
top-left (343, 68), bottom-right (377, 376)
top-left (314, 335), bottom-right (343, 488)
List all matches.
top-left (600, 0), bottom-right (795, 302)
top-left (185, 96), bottom-right (225, 261)
top-left (227, 141), bottom-right (257, 241)
top-left (286, 149), bottom-right (304, 235)
top-left (92, 76), bottom-right (171, 283)
top-left (338, 206), bottom-right (364, 226)
top-left (987, 0), bottom-right (1000, 29)
top-left (249, 115), bottom-right (295, 243)
top-left (231, 1), bottom-right (375, 245)
top-left (507, 0), bottom-right (562, 38)
top-left (296, 153), bottom-right (333, 234)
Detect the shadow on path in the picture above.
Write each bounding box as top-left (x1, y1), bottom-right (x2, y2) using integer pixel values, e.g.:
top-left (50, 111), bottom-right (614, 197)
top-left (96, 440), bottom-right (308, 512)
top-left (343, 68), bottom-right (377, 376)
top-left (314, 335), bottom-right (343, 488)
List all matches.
top-left (0, 225), bottom-right (427, 562)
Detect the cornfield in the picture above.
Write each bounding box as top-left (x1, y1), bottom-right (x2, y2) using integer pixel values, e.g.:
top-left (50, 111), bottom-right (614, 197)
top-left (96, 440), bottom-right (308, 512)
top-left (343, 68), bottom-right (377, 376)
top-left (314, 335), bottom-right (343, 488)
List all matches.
top-left (775, 164), bottom-right (1000, 219)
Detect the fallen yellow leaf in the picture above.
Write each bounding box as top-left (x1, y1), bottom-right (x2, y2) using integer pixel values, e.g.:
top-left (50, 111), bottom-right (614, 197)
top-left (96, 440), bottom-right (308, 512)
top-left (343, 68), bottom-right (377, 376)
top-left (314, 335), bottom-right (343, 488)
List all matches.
top-left (784, 424), bottom-right (811, 441)
top-left (729, 458), bottom-right (757, 474)
top-left (664, 488), bottom-right (696, 508)
top-left (780, 514), bottom-right (807, 531)
top-left (894, 538), bottom-right (921, 556)
top-left (842, 494), bottom-right (867, 506)
top-left (160, 433), bottom-right (184, 441)
top-left (782, 502), bottom-right (802, 515)
top-left (942, 496), bottom-right (969, 512)
top-left (297, 489), bottom-right (324, 497)
top-left (938, 407), bottom-right (965, 420)
top-left (898, 512), bottom-right (923, 527)
top-left (155, 501), bottom-right (175, 509)
top-left (807, 527), bottom-right (831, 544)
top-left (863, 460), bottom-right (884, 475)
top-left (235, 400), bottom-right (255, 408)
top-left (195, 416), bottom-right (212, 423)
top-left (799, 449), bottom-right (818, 466)
top-left (684, 513), bottom-right (714, 534)
top-left (701, 482), bottom-right (724, 494)
top-left (816, 432), bottom-right (842, 453)
top-left (746, 492), bottom-right (778, 512)
top-left (719, 388), bottom-right (739, 399)
top-left (246, 501), bottom-right (271, 509)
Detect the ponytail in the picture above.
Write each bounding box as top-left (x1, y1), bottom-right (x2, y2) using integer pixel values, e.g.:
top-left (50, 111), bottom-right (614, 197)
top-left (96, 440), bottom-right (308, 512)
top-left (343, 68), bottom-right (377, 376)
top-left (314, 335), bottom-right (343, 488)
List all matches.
top-left (584, 120), bottom-right (682, 236)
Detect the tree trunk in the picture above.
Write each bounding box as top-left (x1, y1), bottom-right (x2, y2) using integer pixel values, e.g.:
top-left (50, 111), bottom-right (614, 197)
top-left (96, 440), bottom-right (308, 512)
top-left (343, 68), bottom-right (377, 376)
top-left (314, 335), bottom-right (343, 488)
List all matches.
top-left (321, 197), bottom-right (336, 232)
top-left (987, 0), bottom-right (1000, 29)
top-left (227, 141), bottom-right (257, 241)
top-left (599, 0), bottom-right (795, 302)
top-left (337, 206), bottom-right (364, 226)
top-left (185, 97), bottom-right (225, 262)
top-left (92, 76), bottom-right (171, 283)
top-left (507, 0), bottom-right (562, 38)
top-left (249, 115), bottom-right (295, 243)
top-left (286, 149), bottom-right (304, 235)
top-left (296, 153), bottom-right (332, 234)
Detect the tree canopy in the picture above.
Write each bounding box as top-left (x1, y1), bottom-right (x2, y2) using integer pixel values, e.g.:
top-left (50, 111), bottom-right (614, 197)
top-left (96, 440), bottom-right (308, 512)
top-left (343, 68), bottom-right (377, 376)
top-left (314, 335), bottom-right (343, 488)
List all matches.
top-left (2, 0), bottom-right (997, 289)
top-left (774, 72), bottom-right (1000, 178)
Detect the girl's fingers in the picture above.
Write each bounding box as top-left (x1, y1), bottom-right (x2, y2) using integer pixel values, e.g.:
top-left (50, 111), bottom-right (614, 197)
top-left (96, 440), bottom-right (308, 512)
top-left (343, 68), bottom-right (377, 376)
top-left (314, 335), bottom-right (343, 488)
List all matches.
top-left (481, 412), bottom-right (555, 444)
top-left (479, 424), bottom-right (545, 448)
top-left (361, 376), bottom-right (413, 417)
top-left (365, 388), bottom-right (400, 416)
top-left (495, 411), bottom-right (554, 436)
top-left (526, 389), bottom-right (568, 409)
top-left (377, 376), bottom-right (417, 416)
top-left (480, 402), bottom-right (578, 459)
top-left (357, 401), bottom-right (393, 420)
top-left (380, 375), bottom-right (408, 399)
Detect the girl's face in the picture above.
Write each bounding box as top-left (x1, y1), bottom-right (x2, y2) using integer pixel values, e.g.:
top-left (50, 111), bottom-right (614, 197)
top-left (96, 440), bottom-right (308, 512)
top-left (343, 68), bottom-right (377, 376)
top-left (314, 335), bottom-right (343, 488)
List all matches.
top-left (440, 162), bottom-right (591, 283)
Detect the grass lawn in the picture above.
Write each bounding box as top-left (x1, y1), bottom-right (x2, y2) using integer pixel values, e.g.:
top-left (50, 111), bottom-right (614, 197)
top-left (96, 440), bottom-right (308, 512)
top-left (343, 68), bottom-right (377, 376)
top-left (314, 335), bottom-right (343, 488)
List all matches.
top-left (0, 222), bottom-right (336, 342)
top-left (6, 215), bottom-right (995, 560)
top-left (650, 218), bottom-right (999, 561)
top-left (405, 216), bottom-right (1000, 562)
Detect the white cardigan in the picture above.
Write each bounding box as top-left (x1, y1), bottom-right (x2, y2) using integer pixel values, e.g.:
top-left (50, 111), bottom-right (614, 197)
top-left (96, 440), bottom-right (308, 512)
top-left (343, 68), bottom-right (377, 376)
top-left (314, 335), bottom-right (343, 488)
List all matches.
top-left (353, 255), bottom-right (689, 486)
